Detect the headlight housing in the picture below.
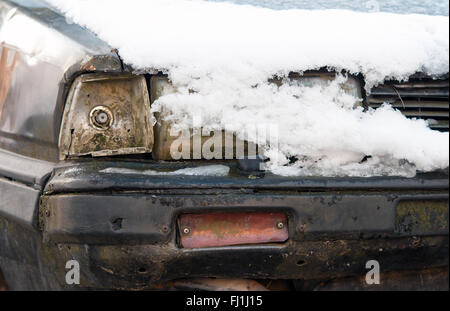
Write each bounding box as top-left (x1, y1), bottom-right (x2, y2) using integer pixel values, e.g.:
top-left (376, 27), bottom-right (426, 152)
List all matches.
top-left (273, 72), bottom-right (363, 106)
top-left (59, 73), bottom-right (154, 160)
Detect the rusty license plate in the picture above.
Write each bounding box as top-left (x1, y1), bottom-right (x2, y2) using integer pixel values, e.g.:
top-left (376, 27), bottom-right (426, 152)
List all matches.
top-left (178, 212), bottom-right (288, 249)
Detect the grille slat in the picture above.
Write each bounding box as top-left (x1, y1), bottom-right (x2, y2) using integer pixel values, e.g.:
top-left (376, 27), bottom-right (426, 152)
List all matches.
top-left (368, 77), bottom-right (449, 132)
top-left (368, 100), bottom-right (449, 109)
top-left (401, 111), bottom-right (449, 118)
top-left (370, 88), bottom-right (449, 98)
top-left (390, 81), bottom-right (449, 88)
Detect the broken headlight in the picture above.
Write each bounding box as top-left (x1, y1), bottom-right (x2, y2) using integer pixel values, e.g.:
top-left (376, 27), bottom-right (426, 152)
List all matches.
top-left (274, 72), bottom-right (363, 106)
top-left (150, 76), bottom-right (258, 161)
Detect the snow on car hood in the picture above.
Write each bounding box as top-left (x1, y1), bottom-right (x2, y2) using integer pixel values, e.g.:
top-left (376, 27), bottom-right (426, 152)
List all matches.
top-left (46, 0), bottom-right (449, 177)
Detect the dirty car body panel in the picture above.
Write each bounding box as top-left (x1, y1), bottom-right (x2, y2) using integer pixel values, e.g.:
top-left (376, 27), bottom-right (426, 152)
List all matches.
top-left (0, 0), bottom-right (448, 291)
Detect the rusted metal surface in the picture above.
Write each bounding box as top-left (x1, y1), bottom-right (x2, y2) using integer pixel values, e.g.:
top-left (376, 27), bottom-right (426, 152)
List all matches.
top-left (2, 212), bottom-right (448, 290)
top-left (0, 46), bottom-right (18, 117)
top-left (314, 266), bottom-right (449, 291)
top-left (179, 212), bottom-right (288, 249)
top-left (39, 166), bottom-right (448, 245)
top-left (395, 200), bottom-right (449, 236)
top-left (58, 73), bottom-right (154, 159)
top-left (33, 181), bottom-right (448, 290)
top-left (0, 268), bottom-right (7, 291)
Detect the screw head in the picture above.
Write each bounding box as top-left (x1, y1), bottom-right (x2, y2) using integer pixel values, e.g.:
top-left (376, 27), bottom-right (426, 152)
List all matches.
top-left (277, 222), bottom-right (284, 229)
top-left (183, 227), bottom-right (190, 235)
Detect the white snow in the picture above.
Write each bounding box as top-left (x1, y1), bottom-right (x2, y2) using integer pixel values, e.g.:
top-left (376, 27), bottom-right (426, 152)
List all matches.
top-left (46, 0), bottom-right (449, 177)
top-left (100, 165), bottom-right (230, 176)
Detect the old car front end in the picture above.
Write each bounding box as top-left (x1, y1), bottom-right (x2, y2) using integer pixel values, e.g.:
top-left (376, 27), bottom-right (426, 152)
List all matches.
top-left (0, 0), bottom-right (448, 291)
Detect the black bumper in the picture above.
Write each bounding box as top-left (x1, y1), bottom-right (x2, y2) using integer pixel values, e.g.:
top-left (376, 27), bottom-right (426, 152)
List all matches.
top-left (1, 160), bottom-right (449, 290)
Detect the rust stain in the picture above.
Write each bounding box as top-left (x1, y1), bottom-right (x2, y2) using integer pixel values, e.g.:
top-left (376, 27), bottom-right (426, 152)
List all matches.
top-left (0, 267), bottom-right (7, 291)
top-left (100, 266), bottom-right (115, 275)
top-left (79, 57), bottom-right (97, 72)
top-left (0, 46), bottom-right (19, 117)
top-left (179, 212), bottom-right (288, 249)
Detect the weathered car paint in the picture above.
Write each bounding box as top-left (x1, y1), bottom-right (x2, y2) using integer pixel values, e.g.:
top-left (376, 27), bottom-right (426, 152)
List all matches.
top-left (0, 46), bottom-right (18, 115)
top-left (0, 0), bottom-right (124, 233)
top-left (0, 0), bottom-right (120, 161)
top-left (44, 160), bottom-right (449, 194)
top-left (0, 149), bottom-right (53, 227)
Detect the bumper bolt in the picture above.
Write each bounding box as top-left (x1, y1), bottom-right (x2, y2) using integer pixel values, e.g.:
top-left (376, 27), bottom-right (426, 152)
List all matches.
top-left (276, 222), bottom-right (284, 229)
top-left (182, 227), bottom-right (191, 235)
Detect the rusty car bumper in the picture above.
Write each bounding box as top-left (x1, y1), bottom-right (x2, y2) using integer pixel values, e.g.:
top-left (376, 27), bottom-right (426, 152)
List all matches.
top-left (2, 160), bottom-right (447, 290)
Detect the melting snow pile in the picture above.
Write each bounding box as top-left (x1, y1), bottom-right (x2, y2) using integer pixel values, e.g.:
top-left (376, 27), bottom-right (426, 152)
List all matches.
top-left (47, 0), bottom-right (449, 177)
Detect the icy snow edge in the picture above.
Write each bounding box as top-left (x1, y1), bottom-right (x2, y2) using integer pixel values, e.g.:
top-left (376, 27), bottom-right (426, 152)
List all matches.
top-left (46, 0), bottom-right (449, 177)
top-left (100, 165), bottom-right (230, 177)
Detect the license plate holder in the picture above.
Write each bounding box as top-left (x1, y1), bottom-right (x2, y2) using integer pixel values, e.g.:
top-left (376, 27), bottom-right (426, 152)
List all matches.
top-left (178, 212), bottom-right (288, 249)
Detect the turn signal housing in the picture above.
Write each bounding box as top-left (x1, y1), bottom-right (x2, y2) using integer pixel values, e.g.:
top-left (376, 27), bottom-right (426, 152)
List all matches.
top-left (59, 73), bottom-right (154, 160)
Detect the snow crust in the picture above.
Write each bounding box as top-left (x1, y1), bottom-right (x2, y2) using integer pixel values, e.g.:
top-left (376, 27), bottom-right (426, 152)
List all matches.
top-left (46, 0), bottom-right (449, 177)
top-left (100, 165), bottom-right (230, 176)
top-left (206, 0), bottom-right (449, 16)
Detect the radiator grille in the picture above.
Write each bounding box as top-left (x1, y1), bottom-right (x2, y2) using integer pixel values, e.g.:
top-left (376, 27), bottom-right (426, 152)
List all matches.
top-left (367, 77), bottom-right (449, 132)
